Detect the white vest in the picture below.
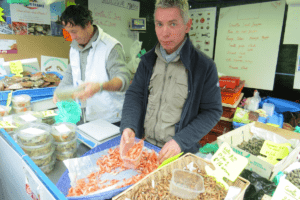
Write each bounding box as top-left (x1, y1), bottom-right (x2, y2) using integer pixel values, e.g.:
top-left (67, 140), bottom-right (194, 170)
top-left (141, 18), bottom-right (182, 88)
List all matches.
top-left (70, 25), bottom-right (125, 123)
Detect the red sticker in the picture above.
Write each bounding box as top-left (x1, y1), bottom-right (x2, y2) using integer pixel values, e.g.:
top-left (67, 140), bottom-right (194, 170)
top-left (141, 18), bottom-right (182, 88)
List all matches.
top-left (200, 18), bottom-right (205, 23)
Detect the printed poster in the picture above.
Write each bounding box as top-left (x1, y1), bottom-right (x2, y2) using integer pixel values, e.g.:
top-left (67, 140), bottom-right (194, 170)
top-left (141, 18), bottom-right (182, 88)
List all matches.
top-left (0, 39), bottom-right (17, 54)
top-left (189, 7), bottom-right (217, 59)
top-left (41, 55), bottom-right (68, 77)
top-left (50, 0), bottom-right (65, 36)
top-left (10, 1), bottom-right (51, 35)
top-left (0, 0), bottom-right (13, 34)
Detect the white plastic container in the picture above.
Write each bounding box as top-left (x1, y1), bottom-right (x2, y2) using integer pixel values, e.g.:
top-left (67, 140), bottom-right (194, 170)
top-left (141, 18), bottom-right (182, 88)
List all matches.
top-left (12, 105), bottom-right (32, 114)
top-left (55, 137), bottom-right (78, 153)
top-left (13, 112), bottom-right (42, 128)
top-left (0, 105), bottom-right (10, 116)
top-left (40, 154), bottom-right (56, 174)
top-left (56, 148), bottom-right (77, 161)
top-left (12, 94), bottom-right (31, 107)
top-left (18, 136), bottom-right (54, 157)
top-left (51, 122), bottom-right (77, 142)
top-left (262, 103), bottom-right (275, 117)
top-left (31, 146), bottom-right (55, 167)
top-left (16, 122), bottom-right (51, 146)
top-left (169, 169), bottom-right (205, 199)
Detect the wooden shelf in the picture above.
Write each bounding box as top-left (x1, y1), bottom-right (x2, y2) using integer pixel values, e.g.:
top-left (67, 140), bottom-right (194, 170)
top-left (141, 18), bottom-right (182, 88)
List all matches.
top-left (220, 116), bottom-right (233, 122)
top-left (222, 93), bottom-right (244, 108)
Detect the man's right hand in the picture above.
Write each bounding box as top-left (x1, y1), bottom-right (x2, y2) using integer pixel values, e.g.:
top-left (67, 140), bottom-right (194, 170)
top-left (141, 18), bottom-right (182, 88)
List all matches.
top-left (120, 128), bottom-right (135, 155)
top-left (53, 93), bottom-right (58, 104)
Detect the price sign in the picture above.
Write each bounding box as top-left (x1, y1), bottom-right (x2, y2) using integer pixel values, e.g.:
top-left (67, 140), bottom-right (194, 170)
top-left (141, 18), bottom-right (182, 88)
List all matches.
top-left (9, 61), bottom-right (23, 77)
top-left (260, 140), bottom-right (291, 165)
top-left (6, 91), bottom-right (12, 109)
top-left (41, 110), bottom-right (57, 118)
top-left (205, 142), bottom-right (248, 189)
top-left (272, 178), bottom-right (300, 200)
top-left (0, 7), bottom-right (5, 22)
top-left (0, 121), bottom-right (17, 128)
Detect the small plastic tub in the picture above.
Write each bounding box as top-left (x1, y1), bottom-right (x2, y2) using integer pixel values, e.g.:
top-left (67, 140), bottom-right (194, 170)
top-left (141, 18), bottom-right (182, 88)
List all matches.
top-left (18, 136), bottom-right (54, 157)
top-left (31, 146), bottom-right (55, 167)
top-left (169, 169), bottom-right (205, 199)
top-left (120, 138), bottom-right (144, 169)
top-left (263, 103), bottom-right (275, 117)
top-left (13, 112), bottom-right (42, 128)
top-left (40, 154), bottom-right (56, 174)
top-left (55, 137), bottom-right (78, 153)
top-left (33, 111), bottom-right (56, 125)
top-left (54, 86), bottom-right (84, 101)
top-left (56, 148), bottom-right (77, 161)
top-left (12, 105), bottom-right (32, 114)
top-left (0, 105), bottom-right (10, 116)
top-left (16, 122), bottom-right (51, 146)
top-left (12, 94), bottom-right (31, 107)
top-left (51, 122), bottom-right (77, 142)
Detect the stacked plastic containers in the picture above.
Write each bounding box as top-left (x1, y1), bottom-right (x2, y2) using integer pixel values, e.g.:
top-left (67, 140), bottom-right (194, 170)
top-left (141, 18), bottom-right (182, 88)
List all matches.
top-left (51, 122), bottom-right (77, 161)
top-left (16, 123), bottom-right (56, 173)
top-left (11, 95), bottom-right (32, 114)
top-left (0, 105), bottom-right (13, 134)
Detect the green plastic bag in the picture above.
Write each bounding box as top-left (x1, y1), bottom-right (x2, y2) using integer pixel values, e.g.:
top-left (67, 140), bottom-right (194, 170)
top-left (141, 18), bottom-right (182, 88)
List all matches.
top-left (55, 101), bottom-right (81, 124)
top-left (199, 143), bottom-right (219, 154)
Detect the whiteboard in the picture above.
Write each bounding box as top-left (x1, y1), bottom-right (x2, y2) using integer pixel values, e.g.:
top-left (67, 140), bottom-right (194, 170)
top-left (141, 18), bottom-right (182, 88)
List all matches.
top-left (88, 0), bottom-right (140, 61)
top-left (293, 45), bottom-right (300, 89)
top-left (284, 4), bottom-right (300, 44)
top-left (189, 7), bottom-right (217, 59)
top-left (214, 0), bottom-right (285, 91)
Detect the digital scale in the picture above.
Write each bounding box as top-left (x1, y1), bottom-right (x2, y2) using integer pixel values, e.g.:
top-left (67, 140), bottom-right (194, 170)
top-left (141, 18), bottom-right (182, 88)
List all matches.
top-left (129, 18), bottom-right (146, 31)
top-left (76, 118), bottom-right (121, 149)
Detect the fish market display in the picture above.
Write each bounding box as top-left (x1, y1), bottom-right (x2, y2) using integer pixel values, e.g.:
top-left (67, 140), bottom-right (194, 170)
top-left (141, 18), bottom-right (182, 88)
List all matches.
top-left (0, 72), bottom-right (60, 91)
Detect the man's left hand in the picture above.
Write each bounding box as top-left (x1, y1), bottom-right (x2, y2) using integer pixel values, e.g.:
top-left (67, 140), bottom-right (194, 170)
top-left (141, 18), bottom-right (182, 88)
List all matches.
top-left (158, 139), bottom-right (181, 164)
top-left (74, 82), bottom-right (102, 102)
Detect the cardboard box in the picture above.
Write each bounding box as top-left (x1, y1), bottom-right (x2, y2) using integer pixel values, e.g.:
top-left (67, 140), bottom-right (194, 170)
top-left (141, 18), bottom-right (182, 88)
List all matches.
top-left (217, 122), bottom-right (300, 181)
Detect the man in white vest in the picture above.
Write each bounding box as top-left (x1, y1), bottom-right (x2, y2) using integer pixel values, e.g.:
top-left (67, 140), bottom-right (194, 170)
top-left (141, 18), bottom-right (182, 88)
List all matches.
top-left (54, 5), bottom-right (131, 126)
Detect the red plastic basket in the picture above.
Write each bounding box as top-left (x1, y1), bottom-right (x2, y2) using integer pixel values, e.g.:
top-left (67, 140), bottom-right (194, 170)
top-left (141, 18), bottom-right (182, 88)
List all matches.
top-left (221, 83), bottom-right (244, 105)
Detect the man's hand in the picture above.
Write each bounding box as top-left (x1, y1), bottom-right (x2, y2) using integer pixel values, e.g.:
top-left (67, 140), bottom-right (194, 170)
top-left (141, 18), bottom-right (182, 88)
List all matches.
top-left (74, 82), bottom-right (102, 102)
top-left (53, 93), bottom-right (58, 104)
top-left (158, 139), bottom-right (181, 164)
top-left (120, 128), bottom-right (135, 155)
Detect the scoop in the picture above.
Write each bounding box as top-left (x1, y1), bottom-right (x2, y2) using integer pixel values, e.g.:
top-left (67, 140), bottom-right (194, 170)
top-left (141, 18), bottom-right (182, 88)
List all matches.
top-left (157, 152), bottom-right (183, 169)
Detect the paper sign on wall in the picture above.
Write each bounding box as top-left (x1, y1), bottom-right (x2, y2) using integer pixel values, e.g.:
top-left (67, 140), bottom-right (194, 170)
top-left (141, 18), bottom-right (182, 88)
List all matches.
top-left (205, 142), bottom-right (248, 189)
top-left (41, 55), bottom-right (68, 77)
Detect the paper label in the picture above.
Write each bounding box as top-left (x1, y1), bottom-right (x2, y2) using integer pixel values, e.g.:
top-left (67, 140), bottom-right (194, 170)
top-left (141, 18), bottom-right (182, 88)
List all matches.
top-left (6, 91), bottom-right (12, 107)
top-left (9, 61), bottom-right (23, 77)
top-left (272, 178), bottom-right (300, 200)
top-left (55, 124), bottom-right (71, 133)
top-left (20, 114), bottom-right (37, 122)
top-left (205, 142), bottom-right (248, 189)
top-left (0, 121), bottom-right (17, 128)
top-left (21, 128), bottom-right (45, 135)
top-left (260, 140), bottom-right (290, 164)
top-left (41, 110), bottom-right (57, 117)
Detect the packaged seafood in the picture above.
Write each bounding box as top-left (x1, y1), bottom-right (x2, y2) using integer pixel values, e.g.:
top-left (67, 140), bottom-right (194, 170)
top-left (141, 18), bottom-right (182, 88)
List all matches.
top-left (120, 139), bottom-right (144, 169)
top-left (33, 111), bottom-right (56, 125)
top-left (18, 136), bottom-right (54, 157)
top-left (40, 154), bottom-right (56, 174)
top-left (13, 112), bottom-right (42, 128)
top-left (12, 94), bottom-right (31, 107)
top-left (31, 146), bottom-right (55, 167)
top-left (55, 137), bottom-right (77, 153)
top-left (56, 148), bottom-right (77, 161)
top-left (16, 122), bottom-right (51, 146)
top-left (0, 105), bottom-right (10, 116)
top-left (12, 105), bottom-right (32, 114)
top-left (54, 85), bottom-right (84, 101)
top-left (170, 169), bottom-right (205, 199)
top-left (51, 122), bottom-right (77, 142)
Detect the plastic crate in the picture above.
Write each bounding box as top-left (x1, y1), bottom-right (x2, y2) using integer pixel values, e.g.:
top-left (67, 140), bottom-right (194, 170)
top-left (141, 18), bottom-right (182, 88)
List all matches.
top-left (221, 82), bottom-right (245, 105)
top-left (222, 106), bottom-right (237, 119)
top-left (211, 120), bottom-right (232, 134)
top-left (0, 72), bottom-right (62, 105)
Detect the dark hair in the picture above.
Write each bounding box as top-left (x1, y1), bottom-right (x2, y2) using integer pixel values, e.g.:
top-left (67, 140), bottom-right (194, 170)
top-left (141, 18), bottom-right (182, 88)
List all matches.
top-left (58, 5), bottom-right (93, 28)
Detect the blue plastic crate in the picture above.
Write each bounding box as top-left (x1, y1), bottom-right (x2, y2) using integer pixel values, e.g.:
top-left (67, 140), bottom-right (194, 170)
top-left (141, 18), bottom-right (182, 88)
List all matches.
top-left (0, 72), bottom-right (62, 105)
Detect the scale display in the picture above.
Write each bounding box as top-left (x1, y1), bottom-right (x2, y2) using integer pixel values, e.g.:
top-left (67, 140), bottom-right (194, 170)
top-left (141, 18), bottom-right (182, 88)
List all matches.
top-left (130, 18), bottom-right (146, 31)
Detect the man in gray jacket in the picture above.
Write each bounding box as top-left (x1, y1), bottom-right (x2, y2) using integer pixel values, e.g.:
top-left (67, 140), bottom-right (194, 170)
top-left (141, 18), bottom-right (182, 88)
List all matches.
top-left (120, 0), bottom-right (222, 163)
top-left (54, 5), bottom-right (131, 126)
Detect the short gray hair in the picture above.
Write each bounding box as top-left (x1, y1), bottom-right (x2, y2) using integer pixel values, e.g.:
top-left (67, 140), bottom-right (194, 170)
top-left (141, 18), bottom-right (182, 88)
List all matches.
top-left (154, 0), bottom-right (190, 24)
